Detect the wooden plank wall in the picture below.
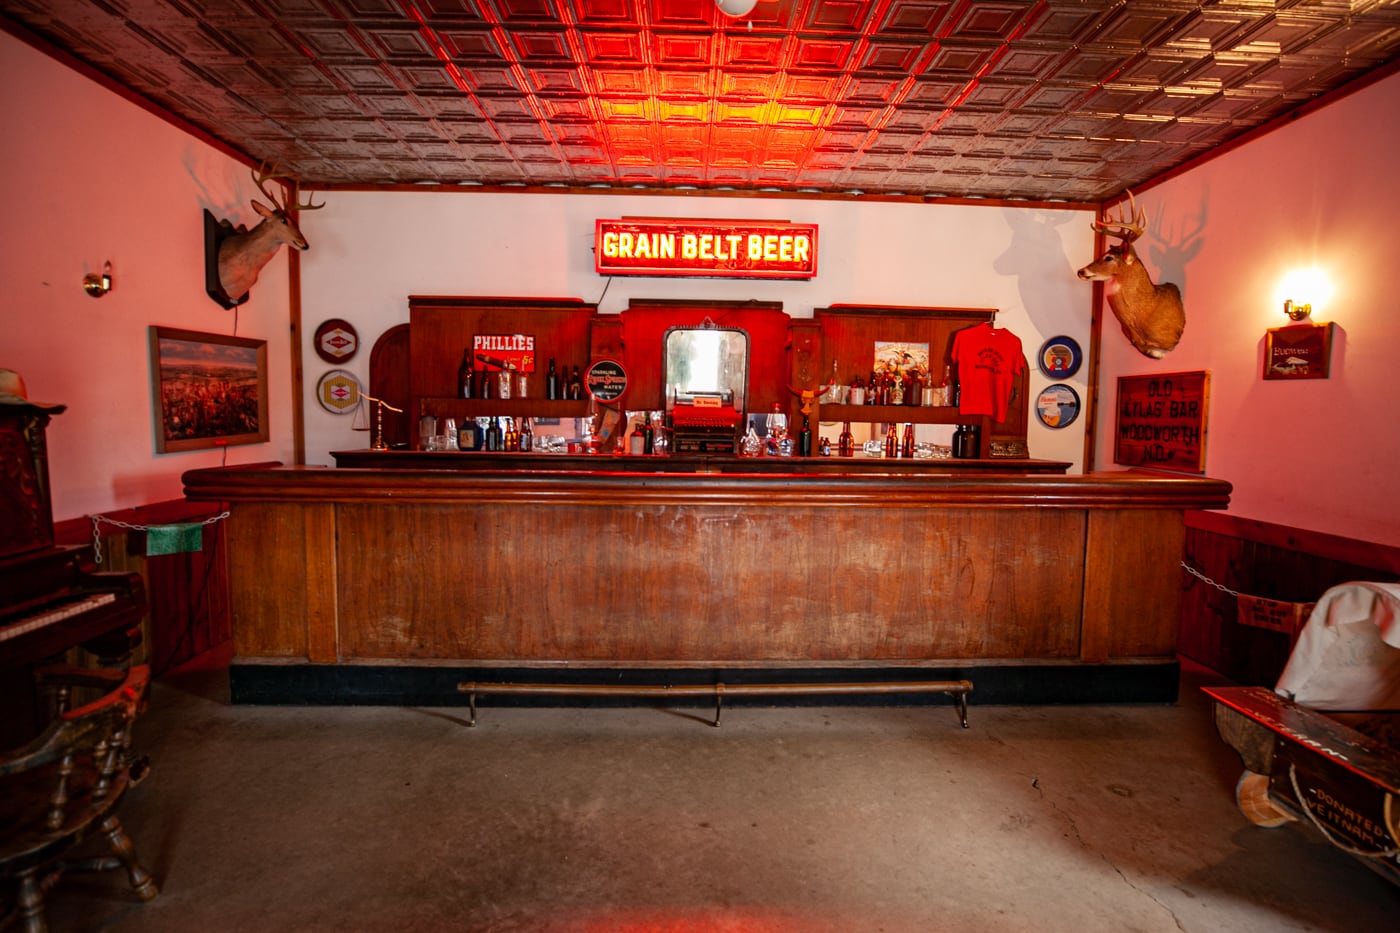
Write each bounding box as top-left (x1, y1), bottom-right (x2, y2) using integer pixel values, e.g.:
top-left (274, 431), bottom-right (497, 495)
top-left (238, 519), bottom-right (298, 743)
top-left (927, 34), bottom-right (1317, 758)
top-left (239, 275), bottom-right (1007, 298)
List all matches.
top-left (1179, 511), bottom-right (1400, 685)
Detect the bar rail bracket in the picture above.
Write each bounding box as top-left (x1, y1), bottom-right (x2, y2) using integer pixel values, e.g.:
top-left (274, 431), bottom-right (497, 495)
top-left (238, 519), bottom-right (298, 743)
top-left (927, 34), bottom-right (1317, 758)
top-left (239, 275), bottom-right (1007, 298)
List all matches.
top-left (456, 679), bottom-right (973, 729)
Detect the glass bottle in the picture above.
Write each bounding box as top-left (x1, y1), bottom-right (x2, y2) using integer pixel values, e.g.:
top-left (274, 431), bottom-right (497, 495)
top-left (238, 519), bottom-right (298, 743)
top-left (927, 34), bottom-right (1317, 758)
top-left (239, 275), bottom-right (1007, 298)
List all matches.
top-left (519, 417), bottom-right (533, 452)
top-left (798, 414), bottom-right (813, 457)
top-left (901, 423), bottom-right (915, 458)
top-left (458, 350), bottom-right (473, 399)
top-left (569, 365), bottom-right (583, 400)
top-left (642, 412), bottom-right (655, 454)
top-left (504, 416), bottom-right (519, 451)
top-left (838, 421), bottom-right (854, 457)
top-left (546, 358), bottom-right (559, 400)
top-left (485, 416), bottom-right (503, 452)
top-left (883, 422), bottom-right (898, 458)
top-left (849, 375), bottom-right (865, 406)
top-left (867, 371), bottom-right (879, 404)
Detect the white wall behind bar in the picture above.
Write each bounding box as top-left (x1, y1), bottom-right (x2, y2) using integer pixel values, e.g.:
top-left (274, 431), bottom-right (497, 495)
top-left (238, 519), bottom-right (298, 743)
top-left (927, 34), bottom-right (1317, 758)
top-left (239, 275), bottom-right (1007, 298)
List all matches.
top-left (1092, 69), bottom-right (1400, 549)
top-left (1, 30), bottom-right (296, 525)
top-left (298, 192), bottom-right (1096, 469)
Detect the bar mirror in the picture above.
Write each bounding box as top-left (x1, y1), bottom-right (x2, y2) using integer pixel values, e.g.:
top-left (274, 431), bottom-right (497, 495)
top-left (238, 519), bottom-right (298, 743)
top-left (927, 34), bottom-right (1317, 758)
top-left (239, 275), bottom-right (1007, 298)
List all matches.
top-left (663, 323), bottom-right (749, 453)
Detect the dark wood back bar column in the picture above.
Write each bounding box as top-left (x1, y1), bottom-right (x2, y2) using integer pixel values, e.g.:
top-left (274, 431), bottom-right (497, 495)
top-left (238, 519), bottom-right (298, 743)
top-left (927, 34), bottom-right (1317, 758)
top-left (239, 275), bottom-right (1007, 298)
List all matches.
top-left (184, 465), bottom-right (1230, 706)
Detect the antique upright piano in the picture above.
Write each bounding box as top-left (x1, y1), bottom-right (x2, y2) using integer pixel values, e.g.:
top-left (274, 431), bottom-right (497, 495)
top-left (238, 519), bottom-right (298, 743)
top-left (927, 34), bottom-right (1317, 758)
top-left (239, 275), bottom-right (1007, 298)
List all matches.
top-left (0, 377), bottom-right (146, 742)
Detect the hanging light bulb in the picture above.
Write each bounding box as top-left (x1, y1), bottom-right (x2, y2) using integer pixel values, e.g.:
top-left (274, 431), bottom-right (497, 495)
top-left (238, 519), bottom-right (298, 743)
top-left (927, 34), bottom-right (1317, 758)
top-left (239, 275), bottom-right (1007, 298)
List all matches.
top-left (715, 0), bottom-right (759, 18)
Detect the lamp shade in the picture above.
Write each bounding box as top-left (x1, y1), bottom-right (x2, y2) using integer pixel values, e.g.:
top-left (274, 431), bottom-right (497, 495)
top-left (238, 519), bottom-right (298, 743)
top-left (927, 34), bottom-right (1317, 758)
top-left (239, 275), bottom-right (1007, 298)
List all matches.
top-left (715, 0), bottom-right (759, 17)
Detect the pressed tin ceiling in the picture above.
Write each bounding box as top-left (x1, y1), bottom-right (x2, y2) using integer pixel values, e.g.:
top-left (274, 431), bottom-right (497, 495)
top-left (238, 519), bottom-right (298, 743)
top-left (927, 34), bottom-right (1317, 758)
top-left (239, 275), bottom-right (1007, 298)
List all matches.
top-left (4, 0), bottom-right (1400, 201)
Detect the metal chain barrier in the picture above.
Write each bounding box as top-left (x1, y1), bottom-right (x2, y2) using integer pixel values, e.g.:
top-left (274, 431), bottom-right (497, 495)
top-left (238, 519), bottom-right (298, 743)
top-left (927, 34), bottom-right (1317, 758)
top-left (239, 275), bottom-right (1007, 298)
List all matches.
top-left (89, 511), bottom-right (229, 564)
top-left (1180, 560), bottom-right (1241, 597)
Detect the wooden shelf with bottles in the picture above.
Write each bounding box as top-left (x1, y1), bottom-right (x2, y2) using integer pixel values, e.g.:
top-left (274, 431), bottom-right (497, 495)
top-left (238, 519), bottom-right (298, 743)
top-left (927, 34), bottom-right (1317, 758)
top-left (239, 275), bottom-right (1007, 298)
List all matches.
top-left (407, 296), bottom-right (598, 449)
top-left (797, 304), bottom-right (1027, 456)
top-left (818, 403), bottom-right (988, 427)
top-left (420, 397), bottom-right (590, 420)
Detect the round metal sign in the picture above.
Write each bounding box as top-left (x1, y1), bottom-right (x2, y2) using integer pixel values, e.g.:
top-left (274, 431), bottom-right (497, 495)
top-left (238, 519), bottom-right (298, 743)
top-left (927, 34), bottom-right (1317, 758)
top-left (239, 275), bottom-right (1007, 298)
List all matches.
top-left (585, 359), bottom-right (627, 402)
top-left (314, 319), bottom-right (359, 363)
top-left (316, 369), bottom-right (362, 414)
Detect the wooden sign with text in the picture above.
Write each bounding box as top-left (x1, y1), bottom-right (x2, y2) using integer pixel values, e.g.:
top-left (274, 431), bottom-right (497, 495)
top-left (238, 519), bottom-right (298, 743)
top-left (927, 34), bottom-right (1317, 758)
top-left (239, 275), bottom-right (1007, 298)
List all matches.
top-left (1114, 371), bottom-right (1210, 474)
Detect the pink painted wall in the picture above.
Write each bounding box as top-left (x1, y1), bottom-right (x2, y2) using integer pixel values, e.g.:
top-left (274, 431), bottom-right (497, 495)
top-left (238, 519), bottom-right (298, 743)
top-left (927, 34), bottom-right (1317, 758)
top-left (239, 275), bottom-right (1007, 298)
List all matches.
top-left (1091, 70), bottom-right (1400, 548)
top-left (1, 31), bottom-right (297, 525)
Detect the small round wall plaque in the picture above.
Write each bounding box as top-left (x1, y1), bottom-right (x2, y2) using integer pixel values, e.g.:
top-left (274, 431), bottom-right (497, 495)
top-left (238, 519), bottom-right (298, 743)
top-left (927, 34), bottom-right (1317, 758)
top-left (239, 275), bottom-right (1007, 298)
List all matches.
top-left (314, 319), bottom-right (359, 363)
top-left (316, 369), bottom-right (362, 414)
top-left (586, 359), bottom-right (627, 402)
top-left (1037, 336), bottom-right (1082, 379)
top-left (1035, 384), bottom-right (1081, 429)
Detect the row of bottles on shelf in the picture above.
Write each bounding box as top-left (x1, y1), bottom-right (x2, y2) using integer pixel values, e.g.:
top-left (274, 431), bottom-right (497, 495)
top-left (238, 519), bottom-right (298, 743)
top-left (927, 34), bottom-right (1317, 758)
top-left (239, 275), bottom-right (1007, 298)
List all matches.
top-left (825, 360), bottom-right (958, 407)
top-left (432, 416), bottom-right (535, 452)
top-left (457, 353), bottom-right (583, 401)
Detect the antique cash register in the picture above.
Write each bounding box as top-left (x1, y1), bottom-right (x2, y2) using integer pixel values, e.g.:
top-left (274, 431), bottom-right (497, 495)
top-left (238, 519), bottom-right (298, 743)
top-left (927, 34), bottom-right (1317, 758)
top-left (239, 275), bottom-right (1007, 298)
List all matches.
top-left (663, 323), bottom-right (748, 455)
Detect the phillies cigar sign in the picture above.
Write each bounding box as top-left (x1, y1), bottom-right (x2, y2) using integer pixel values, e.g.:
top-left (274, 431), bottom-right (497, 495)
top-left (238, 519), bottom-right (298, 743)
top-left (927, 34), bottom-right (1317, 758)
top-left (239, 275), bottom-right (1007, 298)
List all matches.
top-left (595, 218), bottom-right (818, 279)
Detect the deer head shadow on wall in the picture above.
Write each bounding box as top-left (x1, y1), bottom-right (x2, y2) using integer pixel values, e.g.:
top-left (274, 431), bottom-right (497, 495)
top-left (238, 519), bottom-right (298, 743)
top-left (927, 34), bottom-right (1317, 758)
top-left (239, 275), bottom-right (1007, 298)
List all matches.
top-left (204, 162), bottom-right (324, 309)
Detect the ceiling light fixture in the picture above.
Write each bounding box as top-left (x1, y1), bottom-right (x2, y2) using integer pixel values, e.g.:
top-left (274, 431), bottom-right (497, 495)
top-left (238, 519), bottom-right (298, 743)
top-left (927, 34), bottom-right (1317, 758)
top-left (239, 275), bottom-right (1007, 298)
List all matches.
top-left (715, 0), bottom-right (759, 18)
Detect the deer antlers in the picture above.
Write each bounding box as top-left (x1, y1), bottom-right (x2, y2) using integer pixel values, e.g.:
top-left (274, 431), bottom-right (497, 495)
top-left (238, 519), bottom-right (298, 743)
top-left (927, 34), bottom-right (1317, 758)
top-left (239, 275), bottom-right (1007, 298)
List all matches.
top-left (1091, 190), bottom-right (1145, 244)
top-left (252, 161), bottom-right (325, 214)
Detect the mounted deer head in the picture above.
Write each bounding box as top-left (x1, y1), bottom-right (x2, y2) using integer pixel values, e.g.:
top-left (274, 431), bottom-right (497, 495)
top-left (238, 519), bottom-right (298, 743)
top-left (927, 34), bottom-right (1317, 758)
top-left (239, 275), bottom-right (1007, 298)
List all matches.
top-left (1076, 192), bottom-right (1185, 359)
top-left (215, 162), bottom-right (324, 303)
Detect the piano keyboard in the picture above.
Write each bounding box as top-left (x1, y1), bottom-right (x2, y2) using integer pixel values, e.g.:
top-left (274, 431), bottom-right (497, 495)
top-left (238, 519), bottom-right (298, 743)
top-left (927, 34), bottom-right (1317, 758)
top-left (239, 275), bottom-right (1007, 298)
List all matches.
top-left (0, 592), bottom-right (117, 643)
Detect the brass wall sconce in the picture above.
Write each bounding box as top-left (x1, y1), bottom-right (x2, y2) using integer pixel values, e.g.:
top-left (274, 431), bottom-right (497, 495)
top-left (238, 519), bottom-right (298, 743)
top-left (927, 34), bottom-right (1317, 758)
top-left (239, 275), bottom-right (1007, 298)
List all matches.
top-left (1283, 299), bottom-right (1312, 321)
top-left (83, 261), bottom-right (113, 298)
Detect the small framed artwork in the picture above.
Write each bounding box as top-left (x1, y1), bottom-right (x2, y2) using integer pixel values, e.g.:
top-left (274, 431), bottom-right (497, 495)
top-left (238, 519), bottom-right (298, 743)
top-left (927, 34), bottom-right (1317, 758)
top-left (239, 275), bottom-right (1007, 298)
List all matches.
top-left (1264, 322), bottom-right (1334, 380)
top-left (1035, 384), bottom-right (1081, 429)
top-left (1037, 336), bottom-right (1082, 379)
top-left (149, 326), bottom-right (268, 453)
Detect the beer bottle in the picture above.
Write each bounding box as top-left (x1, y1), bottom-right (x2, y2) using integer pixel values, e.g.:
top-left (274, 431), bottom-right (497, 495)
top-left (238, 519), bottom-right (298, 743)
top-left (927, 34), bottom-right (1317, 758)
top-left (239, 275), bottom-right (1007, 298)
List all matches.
top-left (901, 423), bottom-right (915, 458)
top-left (838, 422), bottom-right (854, 457)
top-left (883, 422), bottom-right (898, 458)
top-left (504, 417), bottom-right (519, 451)
top-left (458, 350), bottom-right (473, 399)
top-left (519, 417), bottom-right (533, 452)
top-left (485, 417), bottom-right (503, 451)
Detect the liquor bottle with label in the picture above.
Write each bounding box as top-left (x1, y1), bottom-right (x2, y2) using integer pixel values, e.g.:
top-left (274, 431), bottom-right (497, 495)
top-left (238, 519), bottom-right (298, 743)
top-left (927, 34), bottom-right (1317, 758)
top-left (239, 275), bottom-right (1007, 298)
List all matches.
top-left (458, 350), bottom-right (473, 399)
top-left (504, 417), bottom-right (519, 451)
top-left (883, 422), bottom-right (898, 458)
top-left (569, 365), bottom-right (583, 400)
top-left (458, 417), bottom-right (479, 452)
top-left (519, 417), bottom-right (533, 452)
top-left (485, 416), bottom-right (503, 452)
top-left (642, 412), bottom-right (655, 454)
top-left (849, 374), bottom-right (865, 406)
top-left (838, 422), bottom-right (854, 457)
top-left (798, 414), bottom-right (813, 457)
top-left (901, 423), bottom-right (915, 458)
top-left (546, 358), bottom-right (559, 400)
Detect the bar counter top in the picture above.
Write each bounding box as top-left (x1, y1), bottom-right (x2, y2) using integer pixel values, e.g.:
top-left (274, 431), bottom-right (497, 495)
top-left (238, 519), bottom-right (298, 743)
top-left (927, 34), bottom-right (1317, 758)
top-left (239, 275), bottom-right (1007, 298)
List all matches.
top-left (329, 448), bottom-right (1074, 474)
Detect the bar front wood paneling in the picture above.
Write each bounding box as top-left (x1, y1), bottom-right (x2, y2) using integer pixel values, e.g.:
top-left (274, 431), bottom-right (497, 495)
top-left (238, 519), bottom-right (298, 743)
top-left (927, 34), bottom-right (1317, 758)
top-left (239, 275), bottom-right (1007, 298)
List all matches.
top-left (185, 465), bottom-right (1230, 704)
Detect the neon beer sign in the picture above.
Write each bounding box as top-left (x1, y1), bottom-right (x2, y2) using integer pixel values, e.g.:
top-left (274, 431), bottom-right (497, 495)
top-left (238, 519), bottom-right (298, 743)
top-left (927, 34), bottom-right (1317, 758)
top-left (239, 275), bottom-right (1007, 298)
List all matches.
top-left (595, 218), bottom-right (818, 279)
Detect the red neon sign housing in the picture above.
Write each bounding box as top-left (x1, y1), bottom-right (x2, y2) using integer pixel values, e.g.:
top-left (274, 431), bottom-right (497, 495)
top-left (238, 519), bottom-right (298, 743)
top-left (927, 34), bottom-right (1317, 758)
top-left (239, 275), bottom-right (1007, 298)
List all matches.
top-left (595, 218), bottom-right (818, 279)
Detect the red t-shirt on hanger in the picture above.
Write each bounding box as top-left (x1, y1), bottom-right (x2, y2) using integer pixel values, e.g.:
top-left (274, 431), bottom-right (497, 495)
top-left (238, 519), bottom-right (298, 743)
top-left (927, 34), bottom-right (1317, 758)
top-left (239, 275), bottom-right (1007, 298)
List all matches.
top-left (951, 323), bottom-right (1024, 422)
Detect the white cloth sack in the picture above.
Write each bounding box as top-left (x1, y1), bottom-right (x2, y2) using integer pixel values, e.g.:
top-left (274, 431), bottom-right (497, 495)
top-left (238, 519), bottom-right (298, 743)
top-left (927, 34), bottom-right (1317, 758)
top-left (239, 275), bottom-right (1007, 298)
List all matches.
top-left (1274, 581), bottom-right (1400, 711)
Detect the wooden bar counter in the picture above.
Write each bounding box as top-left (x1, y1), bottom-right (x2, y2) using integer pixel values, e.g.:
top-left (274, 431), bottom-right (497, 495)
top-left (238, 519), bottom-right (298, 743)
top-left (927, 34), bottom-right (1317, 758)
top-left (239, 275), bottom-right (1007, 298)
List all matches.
top-left (182, 464), bottom-right (1230, 705)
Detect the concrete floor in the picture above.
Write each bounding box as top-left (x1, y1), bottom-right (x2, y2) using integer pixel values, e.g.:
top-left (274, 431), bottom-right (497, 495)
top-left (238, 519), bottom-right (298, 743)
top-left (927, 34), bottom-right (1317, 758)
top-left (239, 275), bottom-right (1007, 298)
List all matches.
top-left (34, 655), bottom-right (1400, 933)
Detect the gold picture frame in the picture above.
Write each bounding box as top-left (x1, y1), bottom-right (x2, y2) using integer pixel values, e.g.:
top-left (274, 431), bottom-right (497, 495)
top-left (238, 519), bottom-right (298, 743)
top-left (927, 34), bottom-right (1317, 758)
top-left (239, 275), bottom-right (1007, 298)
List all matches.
top-left (149, 326), bottom-right (268, 453)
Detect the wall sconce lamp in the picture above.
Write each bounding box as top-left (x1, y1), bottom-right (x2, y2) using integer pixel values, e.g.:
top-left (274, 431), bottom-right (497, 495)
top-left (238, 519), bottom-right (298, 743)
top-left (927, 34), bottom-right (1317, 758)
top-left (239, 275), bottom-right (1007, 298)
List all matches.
top-left (83, 261), bottom-right (113, 298)
top-left (1283, 299), bottom-right (1312, 322)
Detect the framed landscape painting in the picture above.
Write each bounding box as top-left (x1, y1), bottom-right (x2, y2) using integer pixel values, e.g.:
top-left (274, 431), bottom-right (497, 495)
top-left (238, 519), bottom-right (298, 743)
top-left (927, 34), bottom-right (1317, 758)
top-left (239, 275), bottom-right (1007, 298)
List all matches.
top-left (149, 326), bottom-right (268, 453)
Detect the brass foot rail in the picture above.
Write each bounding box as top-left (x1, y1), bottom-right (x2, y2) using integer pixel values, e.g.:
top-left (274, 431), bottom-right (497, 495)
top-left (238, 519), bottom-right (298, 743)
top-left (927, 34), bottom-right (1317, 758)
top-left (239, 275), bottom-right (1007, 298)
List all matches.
top-left (456, 679), bottom-right (973, 729)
